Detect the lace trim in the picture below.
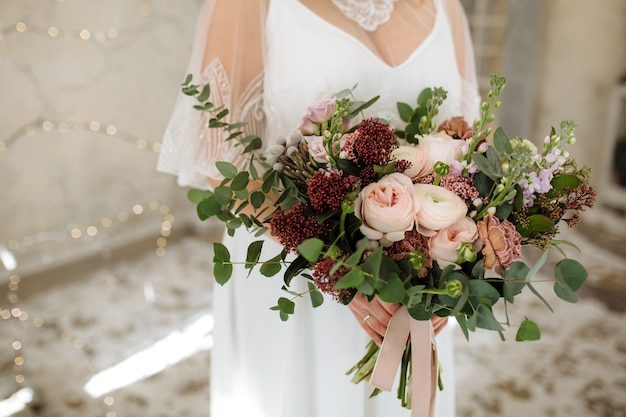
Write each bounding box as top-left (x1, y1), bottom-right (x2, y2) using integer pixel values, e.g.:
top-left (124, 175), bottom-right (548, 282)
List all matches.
top-left (195, 58), bottom-right (265, 179)
top-left (330, 0), bottom-right (399, 31)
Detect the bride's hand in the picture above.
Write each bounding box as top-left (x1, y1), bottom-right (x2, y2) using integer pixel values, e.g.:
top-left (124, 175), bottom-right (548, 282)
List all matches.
top-left (348, 292), bottom-right (449, 346)
top-left (348, 291), bottom-right (400, 346)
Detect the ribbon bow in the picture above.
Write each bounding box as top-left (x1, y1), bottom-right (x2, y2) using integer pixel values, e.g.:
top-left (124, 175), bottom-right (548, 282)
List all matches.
top-left (370, 306), bottom-right (438, 417)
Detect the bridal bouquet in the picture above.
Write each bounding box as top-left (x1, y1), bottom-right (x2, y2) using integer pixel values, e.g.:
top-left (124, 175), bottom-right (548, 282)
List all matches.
top-left (182, 74), bottom-right (596, 411)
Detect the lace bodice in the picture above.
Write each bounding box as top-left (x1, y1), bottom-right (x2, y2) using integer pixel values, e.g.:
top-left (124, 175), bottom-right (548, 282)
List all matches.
top-left (330, 0), bottom-right (399, 31)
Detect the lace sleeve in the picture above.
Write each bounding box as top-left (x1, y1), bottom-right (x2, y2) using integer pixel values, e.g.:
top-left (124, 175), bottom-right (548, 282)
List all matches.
top-left (443, 0), bottom-right (481, 122)
top-left (158, 0), bottom-right (267, 189)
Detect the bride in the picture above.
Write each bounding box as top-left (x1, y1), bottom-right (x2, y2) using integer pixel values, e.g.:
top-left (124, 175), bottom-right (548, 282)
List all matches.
top-left (158, 0), bottom-right (480, 416)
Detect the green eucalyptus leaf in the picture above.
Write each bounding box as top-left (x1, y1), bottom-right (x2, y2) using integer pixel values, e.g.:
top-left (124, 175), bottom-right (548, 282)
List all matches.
top-left (215, 161), bottom-right (238, 179)
top-left (214, 186), bottom-right (233, 206)
top-left (474, 172), bottom-right (494, 198)
top-left (260, 253), bottom-right (283, 277)
top-left (230, 172), bottom-right (250, 191)
top-left (378, 275), bottom-right (405, 304)
top-left (455, 314), bottom-right (470, 341)
top-left (472, 153), bottom-right (499, 181)
top-left (277, 297), bottom-right (295, 315)
top-left (307, 282), bottom-right (324, 308)
top-left (476, 303), bottom-right (504, 331)
top-left (493, 127), bottom-right (513, 155)
top-left (360, 247), bottom-right (383, 281)
top-left (397, 102), bottom-right (414, 123)
top-left (501, 261), bottom-right (529, 303)
top-left (408, 303), bottom-right (433, 321)
top-left (213, 242), bottom-right (231, 262)
top-left (517, 214), bottom-right (555, 236)
top-left (245, 241), bottom-right (264, 270)
top-left (244, 137), bottom-right (263, 153)
top-left (213, 259), bottom-right (232, 286)
top-left (495, 203), bottom-right (514, 221)
top-left (417, 87), bottom-right (432, 107)
top-left (198, 197), bottom-right (221, 217)
top-left (555, 259), bottom-right (587, 291)
top-left (250, 191), bottom-right (266, 209)
top-left (554, 282), bottom-right (578, 303)
top-left (297, 238), bottom-right (324, 263)
top-left (262, 169), bottom-right (277, 193)
top-left (334, 269), bottom-right (364, 290)
top-left (283, 255), bottom-right (309, 287)
top-left (187, 189), bottom-right (210, 204)
top-left (197, 83), bottom-right (212, 102)
top-left (551, 174), bottom-right (581, 194)
top-left (468, 279), bottom-right (500, 306)
top-left (516, 318), bottom-right (541, 341)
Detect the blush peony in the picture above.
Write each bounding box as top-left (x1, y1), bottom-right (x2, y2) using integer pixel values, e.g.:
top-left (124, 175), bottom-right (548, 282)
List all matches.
top-left (354, 173), bottom-right (419, 246)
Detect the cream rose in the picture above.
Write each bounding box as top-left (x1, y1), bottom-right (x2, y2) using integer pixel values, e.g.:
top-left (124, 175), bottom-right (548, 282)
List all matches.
top-left (413, 183), bottom-right (467, 235)
top-left (354, 173), bottom-right (419, 246)
top-left (391, 145), bottom-right (433, 180)
top-left (429, 217), bottom-right (480, 268)
top-left (418, 131), bottom-right (464, 168)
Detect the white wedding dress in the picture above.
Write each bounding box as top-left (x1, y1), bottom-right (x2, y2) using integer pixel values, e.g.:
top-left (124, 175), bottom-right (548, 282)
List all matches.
top-left (158, 1), bottom-right (480, 416)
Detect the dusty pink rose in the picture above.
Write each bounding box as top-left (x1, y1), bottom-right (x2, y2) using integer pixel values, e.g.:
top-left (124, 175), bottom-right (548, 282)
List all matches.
top-left (355, 173), bottom-right (419, 246)
top-left (429, 217), bottom-right (480, 268)
top-left (391, 145), bottom-right (433, 180)
top-left (418, 131), bottom-right (464, 168)
top-left (305, 136), bottom-right (328, 163)
top-left (298, 98), bottom-right (336, 135)
top-left (413, 183), bottom-right (467, 236)
top-left (476, 214), bottom-right (522, 271)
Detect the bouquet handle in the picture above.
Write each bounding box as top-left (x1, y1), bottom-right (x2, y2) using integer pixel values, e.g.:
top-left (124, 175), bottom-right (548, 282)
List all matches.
top-left (370, 306), bottom-right (438, 417)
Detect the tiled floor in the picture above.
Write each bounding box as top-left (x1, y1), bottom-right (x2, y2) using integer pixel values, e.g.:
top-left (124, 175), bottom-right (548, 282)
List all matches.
top-left (1, 226), bottom-right (625, 417)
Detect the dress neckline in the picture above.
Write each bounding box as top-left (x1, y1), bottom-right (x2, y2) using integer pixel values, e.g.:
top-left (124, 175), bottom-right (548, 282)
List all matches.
top-left (291, 0), bottom-right (443, 70)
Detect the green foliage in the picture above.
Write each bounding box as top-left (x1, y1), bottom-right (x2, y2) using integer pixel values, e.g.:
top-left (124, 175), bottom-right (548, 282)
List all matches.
top-left (516, 318), bottom-right (541, 341)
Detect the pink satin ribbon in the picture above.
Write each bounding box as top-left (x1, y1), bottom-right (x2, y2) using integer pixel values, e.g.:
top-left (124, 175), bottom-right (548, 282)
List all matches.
top-left (370, 306), bottom-right (438, 417)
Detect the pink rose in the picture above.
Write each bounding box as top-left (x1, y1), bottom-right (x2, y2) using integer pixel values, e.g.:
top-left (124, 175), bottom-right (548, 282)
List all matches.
top-left (429, 217), bottom-right (480, 268)
top-left (391, 145), bottom-right (433, 180)
top-left (418, 131), bottom-right (464, 168)
top-left (413, 183), bottom-right (467, 235)
top-left (305, 136), bottom-right (328, 163)
top-left (298, 98), bottom-right (336, 135)
top-left (355, 173), bottom-right (419, 246)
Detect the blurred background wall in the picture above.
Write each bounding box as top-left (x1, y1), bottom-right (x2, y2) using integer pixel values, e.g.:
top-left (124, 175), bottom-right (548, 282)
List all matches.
top-left (1, 0), bottom-right (204, 281)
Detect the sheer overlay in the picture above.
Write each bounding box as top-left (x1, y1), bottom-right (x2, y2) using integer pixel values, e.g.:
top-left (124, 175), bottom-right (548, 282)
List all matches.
top-left (158, 1), bottom-right (481, 416)
top-left (158, 0), bottom-right (479, 188)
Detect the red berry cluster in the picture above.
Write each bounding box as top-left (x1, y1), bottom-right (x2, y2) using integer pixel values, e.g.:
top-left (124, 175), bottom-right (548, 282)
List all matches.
top-left (308, 170), bottom-right (357, 213)
top-left (270, 204), bottom-right (329, 253)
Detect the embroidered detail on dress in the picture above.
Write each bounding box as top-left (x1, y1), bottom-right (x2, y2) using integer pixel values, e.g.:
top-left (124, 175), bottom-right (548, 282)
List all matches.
top-left (195, 58), bottom-right (265, 178)
top-left (330, 0), bottom-right (399, 31)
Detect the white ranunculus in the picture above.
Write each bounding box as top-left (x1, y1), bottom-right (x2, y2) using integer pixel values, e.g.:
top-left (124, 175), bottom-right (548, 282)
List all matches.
top-left (413, 183), bottom-right (467, 235)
